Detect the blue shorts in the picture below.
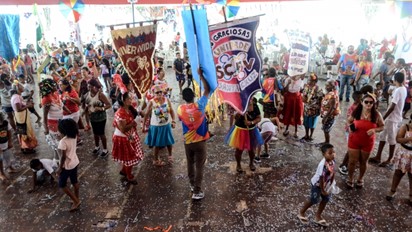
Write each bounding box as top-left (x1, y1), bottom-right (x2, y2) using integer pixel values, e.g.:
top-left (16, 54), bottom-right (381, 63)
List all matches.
top-left (176, 74), bottom-right (185, 82)
top-left (58, 165), bottom-right (78, 188)
top-left (2, 106), bottom-right (13, 113)
top-left (310, 184), bottom-right (330, 204)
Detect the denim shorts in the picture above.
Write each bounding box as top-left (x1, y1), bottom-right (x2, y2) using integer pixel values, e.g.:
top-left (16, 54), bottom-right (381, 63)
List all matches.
top-left (2, 106), bottom-right (13, 113)
top-left (310, 184), bottom-right (330, 204)
top-left (58, 165), bottom-right (78, 188)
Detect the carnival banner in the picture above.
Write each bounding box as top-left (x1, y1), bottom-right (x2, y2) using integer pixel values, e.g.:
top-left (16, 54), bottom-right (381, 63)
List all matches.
top-left (182, 5), bottom-right (217, 93)
top-left (286, 29), bottom-right (310, 76)
top-left (209, 16), bottom-right (262, 114)
top-left (111, 24), bottom-right (157, 94)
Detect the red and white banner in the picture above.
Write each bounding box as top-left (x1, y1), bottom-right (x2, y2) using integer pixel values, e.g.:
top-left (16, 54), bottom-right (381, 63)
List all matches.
top-left (111, 24), bottom-right (157, 94)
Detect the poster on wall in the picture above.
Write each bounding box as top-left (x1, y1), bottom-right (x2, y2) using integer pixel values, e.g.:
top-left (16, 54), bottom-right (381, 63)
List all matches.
top-left (286, 29), bottom-right (310, 77)
top-left (209, 16), bottom-right (262, 114)
top-left (111, 24), bottom-right (157, 94)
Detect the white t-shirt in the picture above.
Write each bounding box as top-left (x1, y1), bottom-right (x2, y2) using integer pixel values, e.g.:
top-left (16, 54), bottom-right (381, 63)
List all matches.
top-left (258, 118), bottom-right (277, 135)
top-left (0, 122), bottom-right (12, 150)
top-left (311, 158), bottom-right (326, 186)
top-left (387, 86), bottom-right (407, 123)
top-left (22, 83), bottom-right (33, 98)
top-left (33, 159), bottom-right (58, 174)
top-left (58, 136), bottom-right (79, 170)
top-left (286, 78), bottom-right (303, 93)
top-left (100, 64), bottom-right (109, 75)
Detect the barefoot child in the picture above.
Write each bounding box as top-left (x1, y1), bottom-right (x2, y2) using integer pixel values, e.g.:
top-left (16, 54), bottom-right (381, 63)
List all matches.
top-left (298, 143), bottom-right (336, 227)
top-left (386, 116), bottom-right (412, 206)
top-left (319, 80), bottom-right (340, 146)
top-left (28, 158), bottom-right (58, 193)
top-left (57, 118), bottom-right (81, 212)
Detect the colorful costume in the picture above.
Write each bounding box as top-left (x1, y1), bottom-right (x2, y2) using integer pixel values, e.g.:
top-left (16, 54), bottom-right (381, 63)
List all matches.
top-left (225, 104), bottom-right (263, 151)
top-left (302, 84), bottom-right (323, 129)
top-left (144, 97), bottom-right (175, 147)
top-left (393, 128), bottom-right (412, 173)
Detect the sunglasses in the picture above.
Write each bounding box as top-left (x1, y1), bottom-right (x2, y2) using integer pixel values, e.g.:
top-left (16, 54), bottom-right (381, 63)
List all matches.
top-left (363, 100), bottom-right (374, 105)
top-left (155, 91), bottom-right (163, 94)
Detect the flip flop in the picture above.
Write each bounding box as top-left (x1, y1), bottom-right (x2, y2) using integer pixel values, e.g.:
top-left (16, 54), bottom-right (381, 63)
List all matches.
top-left (378, 161), bottom-right (390, 167)
top-left (314, 219), bottom-right (329, 227)
top-left (346, 180), bottom-right (354, 189)
top-left (283, 131), bottom-right (289, 136)
top-left (368, 157), bottom-right (380, 164)
top-left (236, 166), bottom-right (243, 173)
top-left (69, 202), bottom-right (81, 212)
top-left (355, 181), bottom-right (364, 189)
top-left (297, 214), bottom-right (309, 225)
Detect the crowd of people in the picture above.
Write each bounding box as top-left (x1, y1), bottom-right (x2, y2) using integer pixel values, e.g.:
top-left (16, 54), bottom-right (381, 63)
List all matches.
top-left (0, 34), bottom-right (410, 225)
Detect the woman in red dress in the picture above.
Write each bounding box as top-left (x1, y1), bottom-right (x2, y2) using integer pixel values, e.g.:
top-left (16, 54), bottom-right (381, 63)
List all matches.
top-left (112, 91), bottom-right (144, 185)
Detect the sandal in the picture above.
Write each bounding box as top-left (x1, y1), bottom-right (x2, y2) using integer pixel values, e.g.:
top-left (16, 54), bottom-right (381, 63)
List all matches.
top-left (386, 190), bottom-right (396, 201)
top-left (368, 157), bottom-right (380, 164)
top-left (314, 219), bottom-right (329, 227)
top-left (293, 133), bottom-right (298, 139)
top-left (283, 130), bottom-right (289, 137)
top-left (249, 164), bottom-right (256, 171)
top-left (346, 180), bottom-right (354, 189)
top-left (236, 165), bottom-right (243, 173)
top-left (153, 160), bottom-right (165, 167)
top-left (127, 179), bottom-right (138, 185)
top-left (297, 214), bottom-right (309, 225)
top-left (378, 161), bottom-right (390, 167)
top-left (355, 180), bottom-right (364, 189)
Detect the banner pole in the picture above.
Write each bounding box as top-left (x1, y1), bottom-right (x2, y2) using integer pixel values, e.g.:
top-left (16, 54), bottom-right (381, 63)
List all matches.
top-left (189, 3), bottom-right (202, 94)
top-left (222, 6), bottom-right (227, 23)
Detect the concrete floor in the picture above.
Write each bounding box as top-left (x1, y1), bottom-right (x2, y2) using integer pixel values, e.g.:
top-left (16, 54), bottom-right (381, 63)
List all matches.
top-left (0, 72), bottom-right (411, 232)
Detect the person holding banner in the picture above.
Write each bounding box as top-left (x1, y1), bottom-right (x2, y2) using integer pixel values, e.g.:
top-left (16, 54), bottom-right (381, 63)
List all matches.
top-left (281, 75), bottom-right (304, 138)
top-left (177, 68), bottom-right (210, 200)
top-left (225, 97), bottom-right (263, 173)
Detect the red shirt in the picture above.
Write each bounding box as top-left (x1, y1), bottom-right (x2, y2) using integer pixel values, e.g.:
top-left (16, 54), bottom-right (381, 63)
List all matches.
top-left (61, 89), bottom-right (79, 115)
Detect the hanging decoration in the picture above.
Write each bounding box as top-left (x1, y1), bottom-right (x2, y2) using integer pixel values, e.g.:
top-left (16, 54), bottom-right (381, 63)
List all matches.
top-left (58, 0), bottom-right (85, 23)
top-left (217, 0), bottom-right (241, 20)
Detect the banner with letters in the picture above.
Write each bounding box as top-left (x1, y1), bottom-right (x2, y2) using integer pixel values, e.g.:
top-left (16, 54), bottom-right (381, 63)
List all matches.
top-left (209, 16), bottom-right (262, 114)
top-left (287, 29), bottom-right (310, 76)
top-left (111, 24), bottom-right (157, 94)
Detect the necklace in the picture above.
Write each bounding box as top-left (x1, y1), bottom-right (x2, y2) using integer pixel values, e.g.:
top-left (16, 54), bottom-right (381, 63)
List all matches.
top-left (362, 110), bottom-right (370, 120)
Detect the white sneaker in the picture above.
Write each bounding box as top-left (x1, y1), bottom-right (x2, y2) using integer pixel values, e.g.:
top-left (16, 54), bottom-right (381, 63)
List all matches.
top-left (192, 191), bottom-right (205, 200)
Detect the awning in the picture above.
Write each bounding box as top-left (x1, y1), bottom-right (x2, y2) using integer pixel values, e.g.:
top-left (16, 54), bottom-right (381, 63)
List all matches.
top-left (1, 0), bottom-right (301, 5)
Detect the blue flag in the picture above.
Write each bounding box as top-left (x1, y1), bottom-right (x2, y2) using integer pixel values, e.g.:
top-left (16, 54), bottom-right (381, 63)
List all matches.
top-left (0, 15), bottom-right (20, 62)
top-left (182, 5), bottom-right (217, 93)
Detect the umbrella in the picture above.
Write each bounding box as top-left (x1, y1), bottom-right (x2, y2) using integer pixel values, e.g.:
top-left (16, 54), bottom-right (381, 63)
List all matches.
top-left (59, 0), bottom-right (85, 23)
top-left (217, 0), bottom-right (240, 18)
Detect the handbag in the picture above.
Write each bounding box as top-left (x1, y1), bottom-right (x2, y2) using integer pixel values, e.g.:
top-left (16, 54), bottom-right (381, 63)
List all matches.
top-left (15, 110), bottom-right (28, 135)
